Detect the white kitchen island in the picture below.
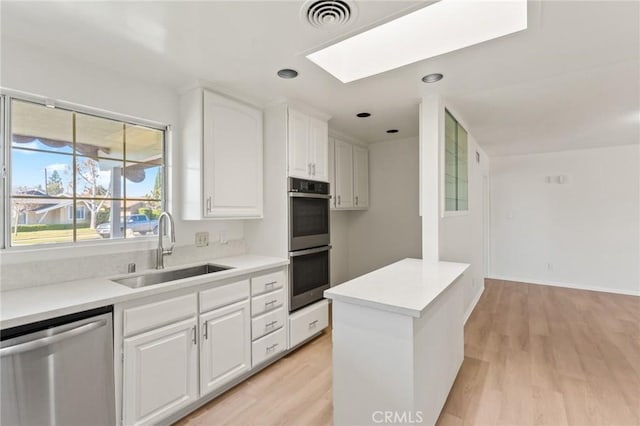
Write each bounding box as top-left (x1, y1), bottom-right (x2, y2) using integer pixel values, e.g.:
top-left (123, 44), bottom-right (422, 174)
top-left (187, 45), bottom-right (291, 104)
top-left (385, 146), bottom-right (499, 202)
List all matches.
top-left (324, 258), bottom-right (470, 426)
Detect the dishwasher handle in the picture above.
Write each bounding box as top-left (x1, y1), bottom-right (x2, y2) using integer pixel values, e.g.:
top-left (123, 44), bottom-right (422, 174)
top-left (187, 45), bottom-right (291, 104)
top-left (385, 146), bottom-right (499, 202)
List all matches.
top-left (0, 319), bottom-right (107, 357)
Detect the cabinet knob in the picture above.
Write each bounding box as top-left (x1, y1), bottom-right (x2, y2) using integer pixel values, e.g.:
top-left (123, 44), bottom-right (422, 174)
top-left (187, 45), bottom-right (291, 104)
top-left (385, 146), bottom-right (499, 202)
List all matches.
top-left (355, 196), bottom-right (359, 206)
top-left (337, 195), bottom-right (341, 205)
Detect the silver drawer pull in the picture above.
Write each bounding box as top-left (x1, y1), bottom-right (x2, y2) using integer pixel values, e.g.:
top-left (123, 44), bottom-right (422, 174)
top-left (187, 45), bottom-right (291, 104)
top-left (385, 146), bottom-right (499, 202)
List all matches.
top-left (265, 300), bottom-right (277, 307)
top-left (266, 320), bottom-right (278, 329)
top-left (264, 281), bottom-right (277, 289)
top-left (309, 320), bottom-right (319, 329)
top-left (266, 343), bottom-right (279, 352)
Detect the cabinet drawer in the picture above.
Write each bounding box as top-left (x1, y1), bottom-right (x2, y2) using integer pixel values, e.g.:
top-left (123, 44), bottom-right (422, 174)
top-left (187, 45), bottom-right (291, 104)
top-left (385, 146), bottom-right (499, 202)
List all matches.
top-left (251, 307), bottom-right (285, 341)
top-left (289, 300), bottom-right (328, 348)
top-left (124, 293), bottom-right (197, 337)
top-left (251, 289), bottom-right (284, 317)
top-left (251, 270), bottom-right (284, 296)
top-left (252, 327), bottom-right (285, 367)
top-left (200, 280), bottom-right (250, 313)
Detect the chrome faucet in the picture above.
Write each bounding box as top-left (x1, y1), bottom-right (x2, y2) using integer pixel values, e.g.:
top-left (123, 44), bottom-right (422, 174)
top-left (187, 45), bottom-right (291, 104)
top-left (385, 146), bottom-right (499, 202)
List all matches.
top-left (156, 212), bottom-right (175, 269)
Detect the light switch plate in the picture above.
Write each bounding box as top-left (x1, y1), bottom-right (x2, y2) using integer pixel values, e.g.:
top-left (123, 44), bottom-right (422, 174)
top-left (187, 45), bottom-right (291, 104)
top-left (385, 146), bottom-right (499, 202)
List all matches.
top-left (195, 231), bottom-right (209, 247)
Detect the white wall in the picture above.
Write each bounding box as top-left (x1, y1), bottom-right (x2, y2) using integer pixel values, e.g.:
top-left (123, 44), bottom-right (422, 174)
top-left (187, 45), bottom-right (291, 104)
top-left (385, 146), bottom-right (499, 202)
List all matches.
top-left (0, 37), bottom-right (244, 286)
top-left (330, 211), bottom-right (350, 286)
top-left (420, 98), bottom-right (490, 319)
top-left (347, 137), bottom-right (422, 279)
top-left (439, 132), bottom-right (490, 316)
top-left (490, 145), bottom-right (640, 295)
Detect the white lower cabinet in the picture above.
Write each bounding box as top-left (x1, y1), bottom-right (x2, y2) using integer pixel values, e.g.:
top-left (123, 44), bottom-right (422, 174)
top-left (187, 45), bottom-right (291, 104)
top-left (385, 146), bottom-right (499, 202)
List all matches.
top-left (200, 299), bottom-right (251, 397)
top-left (118, 267), bottom-right (301, 425)
top-left (123, 318), bottom-right (199, 426)
top-left (251, 307), bottom-right (285, 340)
top-left (249, 271), bottom-right (287, 367)
top-left (252, 327), bottom-right (286, 367)
top-left (289, 300), bottom-right (329, 348)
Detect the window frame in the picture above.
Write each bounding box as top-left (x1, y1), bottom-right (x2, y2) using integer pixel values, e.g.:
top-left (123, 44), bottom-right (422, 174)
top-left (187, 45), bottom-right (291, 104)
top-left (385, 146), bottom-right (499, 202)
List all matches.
top-left (1, 89), bottom-right (169, 250)
top-left (442, 108), bottom-right (469, 217)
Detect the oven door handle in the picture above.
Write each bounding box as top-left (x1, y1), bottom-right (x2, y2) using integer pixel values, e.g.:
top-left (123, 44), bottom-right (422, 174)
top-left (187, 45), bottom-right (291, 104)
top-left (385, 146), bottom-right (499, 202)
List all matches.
top-left (289, 246), bottom-right (332, 257)
top-left (289, 192), bottom-right (331, 199)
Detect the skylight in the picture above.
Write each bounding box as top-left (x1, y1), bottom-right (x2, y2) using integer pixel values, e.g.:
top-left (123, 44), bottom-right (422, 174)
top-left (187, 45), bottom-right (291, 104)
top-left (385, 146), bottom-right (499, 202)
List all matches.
top-left (306, 0), bottom-right (528, 83)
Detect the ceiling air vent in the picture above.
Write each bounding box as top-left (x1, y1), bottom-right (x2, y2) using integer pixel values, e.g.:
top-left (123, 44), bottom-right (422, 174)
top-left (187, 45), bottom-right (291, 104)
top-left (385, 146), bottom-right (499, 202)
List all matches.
top-left (303, 0), bottom-right (355, 28)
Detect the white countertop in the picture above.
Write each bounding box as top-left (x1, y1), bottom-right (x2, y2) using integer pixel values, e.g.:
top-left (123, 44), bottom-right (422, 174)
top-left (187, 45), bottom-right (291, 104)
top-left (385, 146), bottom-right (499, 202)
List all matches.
top-left (324, 258), bottom-right (469, 318)
top-left (1, 255), bottom-right (288, 329)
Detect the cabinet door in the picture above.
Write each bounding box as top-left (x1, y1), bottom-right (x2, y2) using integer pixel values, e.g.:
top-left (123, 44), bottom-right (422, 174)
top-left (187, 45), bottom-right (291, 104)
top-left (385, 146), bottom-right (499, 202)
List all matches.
top-left (203, 90), bottom-right (263, 218)
top-left (353, 145), bottom-right (369, 209)
top-left (200, 300), bottom-right (251, 397)
top-left (309, 117), bottom-right (329, 182)
top-left (328, 138), bottom-right (336, 209)
top-left (288, 109), bottom-right (311, 179)
top-left (334, 140), bottom-right (354, 209)
top-left (123, 318), bottom-right (198, 426)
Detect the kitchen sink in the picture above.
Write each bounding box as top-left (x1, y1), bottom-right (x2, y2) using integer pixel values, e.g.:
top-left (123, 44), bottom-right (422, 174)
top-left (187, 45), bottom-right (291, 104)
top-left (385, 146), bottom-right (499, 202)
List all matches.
top-left (113, 264), bottom-right (232, 289)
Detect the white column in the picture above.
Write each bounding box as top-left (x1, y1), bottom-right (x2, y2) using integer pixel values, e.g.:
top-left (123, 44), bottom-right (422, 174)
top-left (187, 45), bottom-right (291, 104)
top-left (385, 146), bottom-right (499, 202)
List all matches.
top-left (419, 96), bottom-right (442, 262)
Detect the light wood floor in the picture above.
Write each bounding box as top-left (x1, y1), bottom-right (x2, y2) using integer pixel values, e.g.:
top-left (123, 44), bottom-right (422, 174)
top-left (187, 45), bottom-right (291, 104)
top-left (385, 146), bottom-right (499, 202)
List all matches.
top-left (176, 279), bottom-right (640, 426)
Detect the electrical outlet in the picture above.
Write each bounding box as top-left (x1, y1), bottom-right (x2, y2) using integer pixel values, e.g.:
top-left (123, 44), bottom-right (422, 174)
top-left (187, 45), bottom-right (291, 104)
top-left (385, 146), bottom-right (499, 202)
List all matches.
top-left (195, 232), bottom-right (209, 247)
top-left (219, 230), bottom-right (228, 245)
top-left (547, 263), bottom-right (553, 271)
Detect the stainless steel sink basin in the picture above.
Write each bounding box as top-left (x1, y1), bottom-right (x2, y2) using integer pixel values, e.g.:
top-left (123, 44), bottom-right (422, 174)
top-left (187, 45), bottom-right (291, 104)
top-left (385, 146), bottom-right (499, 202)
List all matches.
top-left (113, 264), bottom-right (232, 289)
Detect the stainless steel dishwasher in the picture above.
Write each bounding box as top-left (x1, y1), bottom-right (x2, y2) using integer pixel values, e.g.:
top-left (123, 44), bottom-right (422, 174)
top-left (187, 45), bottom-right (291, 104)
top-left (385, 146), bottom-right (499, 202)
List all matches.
top-left (1, 306), bottom-right (116, 426)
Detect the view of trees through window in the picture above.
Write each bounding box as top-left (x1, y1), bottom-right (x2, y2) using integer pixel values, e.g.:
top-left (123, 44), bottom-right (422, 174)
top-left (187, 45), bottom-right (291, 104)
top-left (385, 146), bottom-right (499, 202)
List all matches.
top-left (8, 98), bottom-right (166, 246)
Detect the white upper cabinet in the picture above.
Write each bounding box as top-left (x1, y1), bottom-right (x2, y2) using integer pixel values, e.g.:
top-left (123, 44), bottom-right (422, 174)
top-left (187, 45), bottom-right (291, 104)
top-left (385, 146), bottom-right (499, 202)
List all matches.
top-left (331, 138), bottom-right (368, 210)
top-left (309, 117), bottom-right (329, 181)
top-left (334, 139), bottom-right (354, 209)
top-left (353, 145), bottom-right (369, 209)
top-left (328, 138), bottom-right (336, 208)
top-left (181, 88), bottom-right (263, 220)
top-left (287, 108), bottom-right (328, 182)
top-left (287, 109), bottom-right (311, 179)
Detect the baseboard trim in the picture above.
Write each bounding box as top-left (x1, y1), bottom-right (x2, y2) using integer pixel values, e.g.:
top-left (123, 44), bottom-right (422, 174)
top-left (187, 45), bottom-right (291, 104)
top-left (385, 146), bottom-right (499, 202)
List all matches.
top-left (488, 275), bottom-right (640, 297)
top-left (464, 285), bottom-right (484, 324)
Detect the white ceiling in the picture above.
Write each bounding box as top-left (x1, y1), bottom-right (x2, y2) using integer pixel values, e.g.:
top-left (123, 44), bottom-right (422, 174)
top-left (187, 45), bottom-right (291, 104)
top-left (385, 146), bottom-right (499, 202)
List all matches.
top-left (1, 1), bottom-right (638, 155)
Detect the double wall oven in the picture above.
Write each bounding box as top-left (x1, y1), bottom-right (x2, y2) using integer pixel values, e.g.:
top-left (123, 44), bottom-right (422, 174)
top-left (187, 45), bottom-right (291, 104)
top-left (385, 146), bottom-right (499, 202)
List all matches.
top-left (289, 178), bottom-right (330, 312)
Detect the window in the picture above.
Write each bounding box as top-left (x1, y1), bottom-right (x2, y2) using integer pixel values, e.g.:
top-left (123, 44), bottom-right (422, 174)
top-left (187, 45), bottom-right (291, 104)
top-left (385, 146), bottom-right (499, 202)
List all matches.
top-left (67, 206), bottom-right (86, 221)
top-left (4, 96), bottom-right (166, 247)
top-left (444, 109), bottom-right (468, 212)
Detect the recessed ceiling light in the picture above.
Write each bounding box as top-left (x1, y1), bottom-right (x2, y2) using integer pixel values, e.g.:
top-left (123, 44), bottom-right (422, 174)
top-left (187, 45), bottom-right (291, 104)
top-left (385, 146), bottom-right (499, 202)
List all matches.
top-left (307, 0), bottom-right (527, 83)
top-left (277, 69), bottom-right (299, 79)
top-left (386, 129), bottom-right (399, 134)
top-left (356, 112), bottom-right (371, 118)
top-left (422, 73), bottom-right (443, 83)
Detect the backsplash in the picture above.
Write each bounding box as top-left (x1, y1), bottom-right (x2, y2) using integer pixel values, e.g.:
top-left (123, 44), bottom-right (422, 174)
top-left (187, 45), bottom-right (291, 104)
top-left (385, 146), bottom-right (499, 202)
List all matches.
top-left (0, 239), bottom-right (246, 291)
